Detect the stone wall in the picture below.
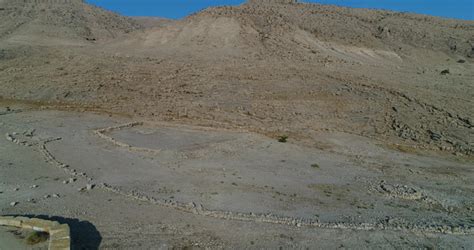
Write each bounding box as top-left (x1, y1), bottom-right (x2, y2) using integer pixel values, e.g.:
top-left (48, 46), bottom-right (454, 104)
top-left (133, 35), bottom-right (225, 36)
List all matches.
top-left (0, 216), bottom-right (70, 250)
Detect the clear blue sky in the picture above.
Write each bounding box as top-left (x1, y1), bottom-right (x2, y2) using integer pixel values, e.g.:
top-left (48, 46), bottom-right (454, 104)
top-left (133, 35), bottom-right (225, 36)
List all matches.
top-left (86, 0), bottom-right (474, 20)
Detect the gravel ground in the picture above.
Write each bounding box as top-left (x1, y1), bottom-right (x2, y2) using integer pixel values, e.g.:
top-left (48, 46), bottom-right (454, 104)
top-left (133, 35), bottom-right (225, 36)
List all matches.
top-left (1, 105), bottom-right (473, 248)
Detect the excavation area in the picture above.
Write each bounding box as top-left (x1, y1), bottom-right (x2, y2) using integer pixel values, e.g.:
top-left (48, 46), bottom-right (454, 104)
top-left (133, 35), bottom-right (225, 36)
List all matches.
top-left (1, 104), bottom-right (473, 248)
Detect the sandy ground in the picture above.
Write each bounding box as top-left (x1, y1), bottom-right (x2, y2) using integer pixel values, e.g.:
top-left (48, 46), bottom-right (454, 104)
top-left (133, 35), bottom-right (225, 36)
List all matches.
top-left (1, 104), bottom-right (473, 248)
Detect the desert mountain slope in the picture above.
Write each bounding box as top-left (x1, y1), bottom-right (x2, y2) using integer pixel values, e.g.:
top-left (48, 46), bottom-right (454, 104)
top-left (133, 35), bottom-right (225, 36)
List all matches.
top-left (0, 0), bottom-right (140, 44)
top-left (120, 0), bottom-right (474, 61)
top-left (190, 0), bottom-right (474, 57)
top-left (0, 0), bottom-right (473, 155)
top-left (131, 16), bottom-right (175, 29)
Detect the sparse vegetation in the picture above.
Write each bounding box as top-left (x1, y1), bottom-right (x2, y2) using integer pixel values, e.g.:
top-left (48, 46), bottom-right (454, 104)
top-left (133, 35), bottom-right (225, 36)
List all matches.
top-left (278, 135), bottom-right (288, 143)
top-left (311, 163), bottom-right (320, 168)
top-left (26, 231), bottom-right (49, 245)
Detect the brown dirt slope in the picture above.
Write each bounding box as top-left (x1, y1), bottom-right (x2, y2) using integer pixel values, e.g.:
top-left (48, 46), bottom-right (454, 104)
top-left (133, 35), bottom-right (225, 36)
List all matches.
top-left (0, 0), bottom-right (473, 155)
top-left (190, 0), bottom-right (474, 57)
top-left (0, 0), bottom-right (140, 44)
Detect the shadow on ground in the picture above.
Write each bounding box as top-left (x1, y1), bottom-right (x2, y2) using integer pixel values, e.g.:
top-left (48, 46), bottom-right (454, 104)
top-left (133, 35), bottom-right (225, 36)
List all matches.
top-left (6, 214), bottom-right (102, 250)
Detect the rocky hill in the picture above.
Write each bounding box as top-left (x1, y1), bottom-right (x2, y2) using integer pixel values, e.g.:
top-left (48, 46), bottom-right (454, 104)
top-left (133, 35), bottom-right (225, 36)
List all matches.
top-left (0, 0), bottom-right (140, 44)
top-left (191, 0), bottom-right (474, 58)
top-left (0, 0), bottom-right (472, 155)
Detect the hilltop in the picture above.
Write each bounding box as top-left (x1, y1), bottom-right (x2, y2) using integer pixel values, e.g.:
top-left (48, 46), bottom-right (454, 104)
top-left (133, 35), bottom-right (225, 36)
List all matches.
top-left (0, 0), bottom-right (140, 44)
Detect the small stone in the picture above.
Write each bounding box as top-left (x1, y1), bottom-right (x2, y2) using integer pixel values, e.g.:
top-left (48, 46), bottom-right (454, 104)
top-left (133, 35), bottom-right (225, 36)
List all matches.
top-left (5, 133), bottom-right (14, 142)
top-left (24, 129), bottom-right (35, 137)
top-left (13, 188), bottom-right (19, 191)
top-left (86, 184), bottom-right (95, 190)
top-left (428, 130), bottom-right (442, 141)
top-left (30, 185), bottom-right (39, 188)
top-left (10, 201), bottom-right (18, 206)
top-left (44, 194), bottom-right (51, 199)
top-left (62, 180), bottom-right (68, 184)
top-left (52, 194), bottom-right (60, 198)
top-left (78, 187), bottom-right (85, 192)
top-left (69, 178), bottom-right (76, 183)
top-left (440, 69), bottom-right (450, 75)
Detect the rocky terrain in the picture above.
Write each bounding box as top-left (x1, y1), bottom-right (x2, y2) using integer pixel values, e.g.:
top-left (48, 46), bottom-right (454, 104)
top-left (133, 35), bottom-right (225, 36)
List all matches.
top-left (0, 0), bottom-right (140, 44)
top-left (0, 0), bottom-right (473, 248)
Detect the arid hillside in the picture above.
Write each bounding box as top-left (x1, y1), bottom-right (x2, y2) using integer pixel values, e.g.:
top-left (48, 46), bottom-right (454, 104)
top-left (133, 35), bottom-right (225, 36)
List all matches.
top-left (1, 1), bottom-right (474, 248)
top-left (0, 0), bottom-right (473, 156)
top-left (0, 0), bottom-right (140, 44)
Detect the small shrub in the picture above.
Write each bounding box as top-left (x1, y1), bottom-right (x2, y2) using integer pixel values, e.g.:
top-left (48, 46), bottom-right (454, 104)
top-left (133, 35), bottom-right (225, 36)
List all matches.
top-left (278, 135), bottom-right (288, 143)
top-left (311, 163), bottom-right (320, 168)
top-left (26, 231), bottom-right (49, 245)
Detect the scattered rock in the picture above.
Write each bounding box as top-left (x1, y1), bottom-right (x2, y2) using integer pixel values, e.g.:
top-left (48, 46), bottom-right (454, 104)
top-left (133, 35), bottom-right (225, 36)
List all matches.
top-left (13, 187), bottom-right (19, 191)
top-left (457, 59), bottom-right (466, 63)
top-left (30, 185), bottom-right (39, 188)
top-left (5, 133), bottom-right (14, 142)
top-left (428, 130), bottom-right (442, 141)
top-left (23, 129), bottom-right (35, 137)
top-left (44, 194), bottom-right (51, 199)
top-left (52, 194), bottom-right (60, 198)
top-left (10, 201), bottom-right (18, 207)
top-left (440, 69), bottom-right (450, 75)
top-left (86, 184), bottom-right (95, 190)
top-left (379, 183), bottom-right (423, 200)
top-left (63, 177), bottom-right (77, 184)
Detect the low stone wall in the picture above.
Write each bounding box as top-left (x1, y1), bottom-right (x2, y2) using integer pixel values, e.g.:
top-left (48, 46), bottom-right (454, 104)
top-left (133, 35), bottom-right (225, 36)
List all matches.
top-left (0, 216), bottom-right (70, 250)
top-left (93, 122), bottom-right (162, 154)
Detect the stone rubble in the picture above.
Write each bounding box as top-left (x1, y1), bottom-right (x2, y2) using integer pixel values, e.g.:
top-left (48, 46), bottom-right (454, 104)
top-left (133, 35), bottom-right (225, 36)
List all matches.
top-left (86, 184), bottom-right (95, 190)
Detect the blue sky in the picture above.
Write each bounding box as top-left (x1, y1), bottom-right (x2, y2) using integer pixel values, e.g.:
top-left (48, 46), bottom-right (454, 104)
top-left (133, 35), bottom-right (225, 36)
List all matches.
top-left (86, 0), bottom-right (474, 20)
